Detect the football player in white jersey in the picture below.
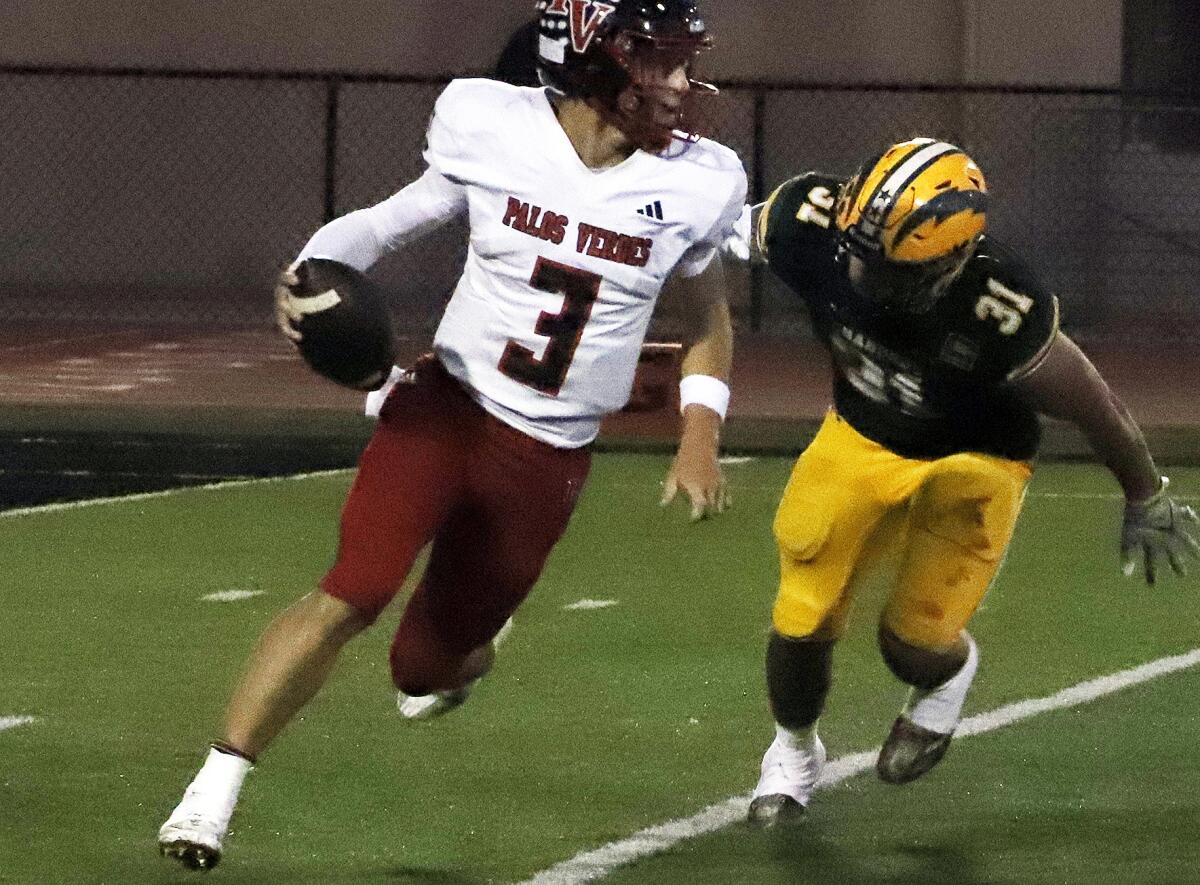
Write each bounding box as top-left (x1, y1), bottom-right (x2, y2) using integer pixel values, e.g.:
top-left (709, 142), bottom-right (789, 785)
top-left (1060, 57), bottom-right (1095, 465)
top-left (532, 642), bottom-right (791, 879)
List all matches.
top-left (159, 0), bottom-right (747, 870)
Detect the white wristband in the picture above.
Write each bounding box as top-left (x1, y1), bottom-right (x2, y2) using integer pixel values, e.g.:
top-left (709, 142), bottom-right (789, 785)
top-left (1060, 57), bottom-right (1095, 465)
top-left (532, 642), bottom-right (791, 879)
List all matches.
top-left (679, 374), bottom-right (730, 421)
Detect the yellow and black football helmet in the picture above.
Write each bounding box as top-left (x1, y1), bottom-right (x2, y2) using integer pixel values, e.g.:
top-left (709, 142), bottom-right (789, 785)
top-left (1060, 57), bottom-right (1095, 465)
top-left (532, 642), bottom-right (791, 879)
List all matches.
top-left (835, 138), bottom-right (988, 311)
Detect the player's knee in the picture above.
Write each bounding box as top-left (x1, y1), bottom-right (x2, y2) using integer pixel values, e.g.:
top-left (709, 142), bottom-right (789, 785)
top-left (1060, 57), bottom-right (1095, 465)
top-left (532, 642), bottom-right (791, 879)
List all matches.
top-left (389, 596), bottom-right (498, 694)
top-left (298, 589), bottom-right (374, 640)
top-left (877, 623), bottom-right (967, 689)
top-left (772, 564), bottom-right (850, 641)
top-left (771, 596), bottom-right (841, 641)
top-left (318, 571), bottom-right (398, 626)
top-left (880, 590), bottom-right (967, 651)
top-left (766, 631), bottom-right (835, 729)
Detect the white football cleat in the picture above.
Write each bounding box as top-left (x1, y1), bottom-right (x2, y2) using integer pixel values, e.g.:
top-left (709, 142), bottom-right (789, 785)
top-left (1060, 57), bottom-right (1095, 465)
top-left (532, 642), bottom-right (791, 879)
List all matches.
top-left (748, 731), bottom-right (827, 826)
top-left (158, 749), bottom-right (250, 871)
top-left (398, 685), bottom-right (472, 720)
top-left (397, 617), bottom-right (513, 722)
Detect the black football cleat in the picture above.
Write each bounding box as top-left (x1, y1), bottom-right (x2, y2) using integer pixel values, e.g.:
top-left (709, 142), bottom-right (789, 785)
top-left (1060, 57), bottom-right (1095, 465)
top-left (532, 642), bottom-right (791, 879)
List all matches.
top-left (747, 793), bottom-right (806, 828)
top-left (876, 716), bottom-right (954, 785)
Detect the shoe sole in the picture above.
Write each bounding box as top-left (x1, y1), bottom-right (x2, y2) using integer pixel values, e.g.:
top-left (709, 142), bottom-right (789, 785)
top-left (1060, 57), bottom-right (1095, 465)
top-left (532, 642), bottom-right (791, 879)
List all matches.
top-left (160, 839), bottom-right (221, 871)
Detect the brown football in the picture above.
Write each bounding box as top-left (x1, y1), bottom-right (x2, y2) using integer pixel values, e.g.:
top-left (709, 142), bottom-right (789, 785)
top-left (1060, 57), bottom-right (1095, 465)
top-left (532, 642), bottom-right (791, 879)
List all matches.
top-left (290, 258), bottom-right (396, 391)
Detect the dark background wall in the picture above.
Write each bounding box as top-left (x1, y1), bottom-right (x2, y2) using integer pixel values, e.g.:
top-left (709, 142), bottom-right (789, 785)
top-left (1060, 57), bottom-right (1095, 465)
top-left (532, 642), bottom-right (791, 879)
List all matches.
top-left (1, 1), bottom-right (1195, 336)
top-left (1, 1), bottom-right (1122, 85)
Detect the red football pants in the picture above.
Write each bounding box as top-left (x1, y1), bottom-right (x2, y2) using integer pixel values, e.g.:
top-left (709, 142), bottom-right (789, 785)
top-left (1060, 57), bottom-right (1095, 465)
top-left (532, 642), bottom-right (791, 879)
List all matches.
top-left (320, 356), bottom-right (591, 693)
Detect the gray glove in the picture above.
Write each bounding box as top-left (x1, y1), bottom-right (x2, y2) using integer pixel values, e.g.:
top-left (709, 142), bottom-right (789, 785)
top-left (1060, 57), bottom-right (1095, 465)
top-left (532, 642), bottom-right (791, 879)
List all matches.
top-left (1121, 476), bottom-right (1200, 584)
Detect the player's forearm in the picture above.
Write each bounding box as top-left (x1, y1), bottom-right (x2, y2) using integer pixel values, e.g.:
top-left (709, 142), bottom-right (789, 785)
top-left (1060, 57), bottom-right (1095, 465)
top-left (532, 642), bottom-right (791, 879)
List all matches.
top-left (678, 298), bottom-right (733, 446)
top-left (1071, 388), bottom-right (1160, 502)
top-left (295, 208), bottom-right (389, 272)
top-left (295, 167), bottom-right (466, 271)
top-left (680, 288), bottom-right (733, 379)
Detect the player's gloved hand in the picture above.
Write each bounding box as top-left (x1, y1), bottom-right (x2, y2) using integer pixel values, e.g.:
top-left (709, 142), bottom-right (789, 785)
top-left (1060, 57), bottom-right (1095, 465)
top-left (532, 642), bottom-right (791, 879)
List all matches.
top-left (1121, 476), bottom-right (1200, 585)
top-left (660, 409), bottom-right (730, 522)
top-left (273, 266), bottom-right (304, 344)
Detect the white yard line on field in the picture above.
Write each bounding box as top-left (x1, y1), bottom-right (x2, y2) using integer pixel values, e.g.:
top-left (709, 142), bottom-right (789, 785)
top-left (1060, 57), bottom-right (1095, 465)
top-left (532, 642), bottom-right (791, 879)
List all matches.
top-left (518, 647), bottom-right (1200, 885)
top-left (0, 716), bottom-right (40, 733)
top-left (200, 590), bottom-right (266, 602)
top-left (563, 599), bottom-right (619, 611)
top-left (0, 470), bottom-right (352, 520)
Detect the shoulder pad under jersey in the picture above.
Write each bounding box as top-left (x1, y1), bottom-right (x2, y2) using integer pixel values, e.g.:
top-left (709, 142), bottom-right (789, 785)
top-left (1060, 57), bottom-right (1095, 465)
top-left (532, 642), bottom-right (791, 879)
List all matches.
top-left (759, 171), bottom-right (842, 274)
top-left (944, 236), bottom-right (1060, 383)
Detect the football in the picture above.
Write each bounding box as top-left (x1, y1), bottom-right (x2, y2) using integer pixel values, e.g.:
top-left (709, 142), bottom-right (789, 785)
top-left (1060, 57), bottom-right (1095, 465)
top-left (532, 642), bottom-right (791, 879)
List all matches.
top-left (288, 258), bottom-right (396, 391)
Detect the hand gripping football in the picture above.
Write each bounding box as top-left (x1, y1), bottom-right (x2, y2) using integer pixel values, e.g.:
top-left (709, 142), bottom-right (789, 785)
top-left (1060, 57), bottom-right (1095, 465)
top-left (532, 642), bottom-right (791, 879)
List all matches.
top-left (289, 258), bottom-right (396, 391)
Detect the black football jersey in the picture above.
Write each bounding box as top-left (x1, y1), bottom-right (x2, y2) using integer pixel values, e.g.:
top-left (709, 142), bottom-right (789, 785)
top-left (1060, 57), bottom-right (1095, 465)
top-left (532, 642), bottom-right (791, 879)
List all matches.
top-left (762, 172), bottom-right (1059, 461)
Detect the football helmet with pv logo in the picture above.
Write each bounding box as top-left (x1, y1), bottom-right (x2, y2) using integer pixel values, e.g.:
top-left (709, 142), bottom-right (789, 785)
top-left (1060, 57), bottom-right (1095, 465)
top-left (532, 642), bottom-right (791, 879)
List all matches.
top-left (535, 0), bottom-right (715, 152)
top-left (835, 138), bottom-right (988, 312)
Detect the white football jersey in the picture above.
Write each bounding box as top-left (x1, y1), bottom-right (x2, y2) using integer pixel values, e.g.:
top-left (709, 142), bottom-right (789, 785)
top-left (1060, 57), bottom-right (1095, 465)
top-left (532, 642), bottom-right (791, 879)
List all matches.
top-left (427, 79), bottom-right (745, 447)
top-left (299, 78), bottom-right (746, 448)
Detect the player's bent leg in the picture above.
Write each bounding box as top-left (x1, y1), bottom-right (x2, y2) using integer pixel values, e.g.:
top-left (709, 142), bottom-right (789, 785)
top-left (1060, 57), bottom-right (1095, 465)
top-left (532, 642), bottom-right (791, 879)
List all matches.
top-left (749, 631), bottom-right (835, 826)
top-left (873, 454), bottom-right (1026, 785)
top-left (752, 423), bottom-right (895, 825)
top-left (392, 418), bottom-right (591, 722)
top-left (876, 625), bottom-right (979, 785)
top-left (890, 453), bottom-right (1028, 646)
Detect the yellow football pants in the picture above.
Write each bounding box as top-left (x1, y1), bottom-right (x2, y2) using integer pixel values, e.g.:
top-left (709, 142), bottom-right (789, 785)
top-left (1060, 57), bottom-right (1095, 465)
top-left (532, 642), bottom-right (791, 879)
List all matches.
top-left (772, 411), bottom-right (1032, 650)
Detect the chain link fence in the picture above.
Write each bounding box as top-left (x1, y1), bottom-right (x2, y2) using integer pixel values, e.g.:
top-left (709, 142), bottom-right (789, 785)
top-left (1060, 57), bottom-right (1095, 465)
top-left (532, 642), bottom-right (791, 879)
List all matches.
top-left (2, 67), bottom-right (1197, 337)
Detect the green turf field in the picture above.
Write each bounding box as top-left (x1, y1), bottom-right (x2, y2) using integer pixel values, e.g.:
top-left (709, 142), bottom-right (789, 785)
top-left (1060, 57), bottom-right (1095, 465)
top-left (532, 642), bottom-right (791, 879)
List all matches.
top-left (2, 455), bottom-right (1198, 884)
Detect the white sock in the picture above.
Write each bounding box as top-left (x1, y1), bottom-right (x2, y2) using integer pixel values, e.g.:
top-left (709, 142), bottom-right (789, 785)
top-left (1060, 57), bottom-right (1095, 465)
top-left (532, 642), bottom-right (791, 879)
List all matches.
top-left (182, 747), bottom-right (251, 819)
top-left (775, 721), bottom-right (819, 753)
top-left (901, 634), bottom-right (979, 734)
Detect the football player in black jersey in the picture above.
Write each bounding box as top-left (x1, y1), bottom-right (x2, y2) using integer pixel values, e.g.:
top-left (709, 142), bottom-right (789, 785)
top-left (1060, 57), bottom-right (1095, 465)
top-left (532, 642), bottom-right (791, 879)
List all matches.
top-left (735, 138), bottom-right (1199, 825)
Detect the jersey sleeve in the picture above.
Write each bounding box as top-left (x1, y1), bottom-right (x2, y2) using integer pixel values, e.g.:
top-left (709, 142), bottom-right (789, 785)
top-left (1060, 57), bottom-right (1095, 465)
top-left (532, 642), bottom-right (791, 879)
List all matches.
top-left (758, 175), bottom-right (806, 262)
top-left (998, 292), bottom-right (1059, 382)
top-left (293, 82), bottom-right (473, 271)
top-left (295, 167), bottom-right (467, 271)
top-left (422, 80), bottom-right (472, 183)
top-left (720, 202), bottom-right (755, 263)
top-left (968, 254), bottom-right (1061, 384)
top-left (674, 155), bottom-right (749, 278)
top-left (759, 172), bottom-right (841, 293)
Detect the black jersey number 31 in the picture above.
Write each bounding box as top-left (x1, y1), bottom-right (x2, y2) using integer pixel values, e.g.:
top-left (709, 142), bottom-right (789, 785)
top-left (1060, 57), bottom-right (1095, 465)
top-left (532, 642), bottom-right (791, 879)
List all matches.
top-left (499, 258), bottom-right (602, 395)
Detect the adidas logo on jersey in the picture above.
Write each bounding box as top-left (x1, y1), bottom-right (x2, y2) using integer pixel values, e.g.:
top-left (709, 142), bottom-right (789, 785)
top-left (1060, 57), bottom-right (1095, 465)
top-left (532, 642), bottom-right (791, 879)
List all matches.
top-left (637, 200), bottom-right (665, 221)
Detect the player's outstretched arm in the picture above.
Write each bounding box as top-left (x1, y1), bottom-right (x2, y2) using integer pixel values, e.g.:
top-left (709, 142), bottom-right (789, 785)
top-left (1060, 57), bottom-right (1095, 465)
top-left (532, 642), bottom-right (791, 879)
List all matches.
top-left (1011, 331), bottom-right (1199, 583)
top-left (660, 256), bottom-right (733, 522)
